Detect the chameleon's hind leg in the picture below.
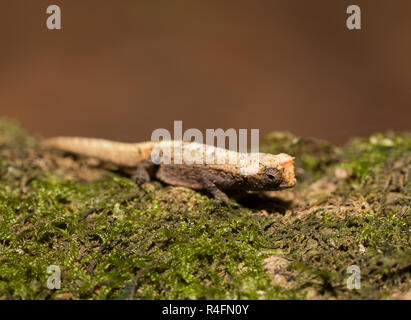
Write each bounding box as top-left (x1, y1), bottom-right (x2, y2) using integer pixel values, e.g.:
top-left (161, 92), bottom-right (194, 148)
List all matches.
top-left (134, 160), bottom-right (157, 183)
top-left (200, 177), bottom-right (230, 205)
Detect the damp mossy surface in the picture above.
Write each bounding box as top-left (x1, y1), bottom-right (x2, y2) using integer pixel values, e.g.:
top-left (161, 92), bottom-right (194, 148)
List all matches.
top-left (0, 119), bottom-right (409, 300)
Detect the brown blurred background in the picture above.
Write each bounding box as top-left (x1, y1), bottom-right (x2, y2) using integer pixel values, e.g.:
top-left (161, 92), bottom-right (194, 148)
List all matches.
top-left (0, 0), bottom-right (410, 145)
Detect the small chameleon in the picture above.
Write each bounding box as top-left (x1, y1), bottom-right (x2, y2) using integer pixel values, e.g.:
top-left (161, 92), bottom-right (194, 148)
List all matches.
top-left (42, 137), bottom-right (296, 204)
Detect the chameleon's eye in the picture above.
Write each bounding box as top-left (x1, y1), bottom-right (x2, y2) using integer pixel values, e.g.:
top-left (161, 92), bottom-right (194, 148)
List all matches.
top-left (264, 168), bottom-right (280, 181)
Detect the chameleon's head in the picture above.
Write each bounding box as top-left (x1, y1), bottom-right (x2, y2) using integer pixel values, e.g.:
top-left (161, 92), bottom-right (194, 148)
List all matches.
top-left (242, 153), bottom-right (296, 190)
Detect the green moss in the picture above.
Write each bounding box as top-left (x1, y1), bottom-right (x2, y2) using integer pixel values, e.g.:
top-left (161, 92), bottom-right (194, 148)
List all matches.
top-left (0, 119), bottom-right (409, 300)
top-left (341, 132), bottom-right (411, 184)
top-left (0, 118), bottom-right (37, 150)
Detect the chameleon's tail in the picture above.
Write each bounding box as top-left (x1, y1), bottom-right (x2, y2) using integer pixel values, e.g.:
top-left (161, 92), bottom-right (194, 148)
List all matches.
top-left (42, 136), bottom-right (154, 167)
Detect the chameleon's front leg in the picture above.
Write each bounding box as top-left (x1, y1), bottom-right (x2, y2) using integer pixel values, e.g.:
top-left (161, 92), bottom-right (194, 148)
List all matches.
top-left (200, 177), bottom-right (230, 205)
top-left (153, 165), bottom-right (230, 205)
top-left (134, 159), bottom-right (157, 183)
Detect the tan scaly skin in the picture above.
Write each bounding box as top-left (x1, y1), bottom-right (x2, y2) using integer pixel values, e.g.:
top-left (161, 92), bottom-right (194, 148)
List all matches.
top-left (42, 137), bottom-right (296, 204)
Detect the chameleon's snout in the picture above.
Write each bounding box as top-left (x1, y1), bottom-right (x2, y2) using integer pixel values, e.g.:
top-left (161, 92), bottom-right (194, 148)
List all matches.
top-left (258, 154), bottom-right (296, 190)
top-left (279, 156), bottom-right (296, 188)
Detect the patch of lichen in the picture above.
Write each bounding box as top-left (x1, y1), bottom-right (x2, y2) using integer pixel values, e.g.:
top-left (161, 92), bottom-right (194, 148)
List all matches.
top-left (0, 118), bottom-right (409, 300)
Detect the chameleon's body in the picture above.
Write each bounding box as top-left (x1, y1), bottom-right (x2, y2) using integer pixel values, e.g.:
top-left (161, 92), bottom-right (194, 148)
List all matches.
top-left (42, 137), bottom-right (296, 203)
